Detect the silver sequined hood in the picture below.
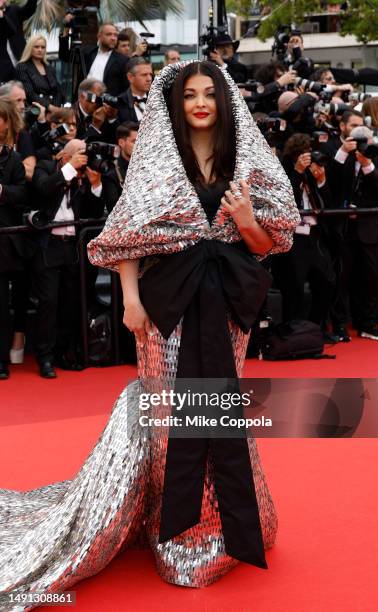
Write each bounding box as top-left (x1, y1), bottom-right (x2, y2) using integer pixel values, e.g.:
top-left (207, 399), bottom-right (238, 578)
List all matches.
top-left (87, 60), bottom-right (300, 271)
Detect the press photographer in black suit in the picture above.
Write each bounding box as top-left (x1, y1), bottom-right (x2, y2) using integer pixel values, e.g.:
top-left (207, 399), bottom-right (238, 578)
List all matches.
top-left (0, 0), bottom-right (37, 82)
top-left (102, 121), bottom-right (138, 213)
top-left (32, 139), bottom-right (105, 378)
top-left (330, 123), bottom-right (378, 340)
top-left (271, 132), bottom-right (336, 340)
top-left (73, 78), bottom-right (119, 144)
top-left (0, 99), bottom-right (28, 380)
top-left (59, 22), bottom-right (129, 97)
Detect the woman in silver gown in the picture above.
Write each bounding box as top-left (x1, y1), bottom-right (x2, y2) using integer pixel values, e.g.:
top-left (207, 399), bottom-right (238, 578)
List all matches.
top-left (0, 61), bottom-right (300, 609)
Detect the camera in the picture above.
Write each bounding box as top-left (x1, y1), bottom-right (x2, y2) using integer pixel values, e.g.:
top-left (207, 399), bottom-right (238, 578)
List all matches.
top-left (353, 136), bottom-right (378, 159)
top-left (291, 77), bottom-right (325, 95)
top-left (23, 105), bottom-right (41, 126)
top-left (139, 32), bottom-right (160, 57)
top-left (85, 92), bottom-right (120, 109)
top-left (309, 131), bottom-right (329, 167)
top-left (23, 210), bottom-right (50, 230)
top-left (41, 124), bottom-right (70, 154)
top-left (86, 141), bottom-right (120, 173)
top-left (271, 25), bottom-right (292, 60)
top-left (348, 92), bottom-right (371, 103)
top-left (314, 100), bottom-right (350, 116)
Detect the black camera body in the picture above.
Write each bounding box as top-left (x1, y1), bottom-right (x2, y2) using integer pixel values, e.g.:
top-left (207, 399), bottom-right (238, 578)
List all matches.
top-left (23, 105), bottom-right (41, 127)
top-left (41, 124), bottom-right (70, 155)
top-left (86, 92), bottom-right (119, 109)
top-left (86, 141), bottom-right (120, 173)
top-left (354, 136), bottom-right (378, 160)
top-left (310, 131), bottom-right (329, 167)
top-left (139, 32), bottom-right (160, 57)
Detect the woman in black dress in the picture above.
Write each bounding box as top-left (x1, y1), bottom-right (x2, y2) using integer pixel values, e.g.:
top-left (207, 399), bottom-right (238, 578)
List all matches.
top-left (15, 35), bottom-right (64, 112)
top-left (0, 61), bottom-right (300, 602)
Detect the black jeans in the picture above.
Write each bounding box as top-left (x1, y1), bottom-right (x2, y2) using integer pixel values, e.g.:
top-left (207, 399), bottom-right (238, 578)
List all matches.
top-left (32, 236), bottom-right (80, 364)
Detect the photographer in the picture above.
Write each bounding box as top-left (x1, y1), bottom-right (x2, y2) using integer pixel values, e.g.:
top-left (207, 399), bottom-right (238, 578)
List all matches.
top-left (32, 107), bottom-right (78, 161)
top-left (102, 121), bottom-right (139, 213)
top-left (283, 32), bottom-right (314, 79)
top-left (31, 139), bottom-right (105, 377)
top-left (278, 89), bottom-right (317, 135)
top-left (59, 22), bottom-right (129, 97)
top-left (118, 57), bottom-right (153, 123)
top-left (74, 78), bottom-right (119, 144)
top-left (208, 33), bottom-right (248, 83)
top-left (0, 99), bottom-right (28, 380)
top-left (250, 61), bottom-right (298, 114)
top-left (329, 122), bottom-right (378, 340)
top-left (271, 132), bottom-right (336, 339)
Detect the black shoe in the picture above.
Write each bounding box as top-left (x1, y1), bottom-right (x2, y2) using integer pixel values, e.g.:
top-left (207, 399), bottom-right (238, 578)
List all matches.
top-left (54, 354), bottom-right (84, 371)
top-left (0, 362), bottom-right (9, 380)
top-left (333, 326), bottom-right (351, 343)
top-left (358, 325), bottom-right (378, 340)
top-left (39, 361), bottom-right (57, 378)
top-left (322, 332), bottom-right (339, 345)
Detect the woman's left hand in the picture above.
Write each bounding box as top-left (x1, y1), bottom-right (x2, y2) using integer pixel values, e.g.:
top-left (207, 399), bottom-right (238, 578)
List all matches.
top-left (221, 180), bottom-right (255, 230)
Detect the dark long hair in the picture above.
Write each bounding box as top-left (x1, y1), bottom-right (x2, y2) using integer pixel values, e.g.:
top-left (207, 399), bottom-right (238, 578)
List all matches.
top-left (166, 61), bottom-right (236, 185)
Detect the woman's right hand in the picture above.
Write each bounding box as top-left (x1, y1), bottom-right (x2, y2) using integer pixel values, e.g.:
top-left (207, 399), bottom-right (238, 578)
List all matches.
top-left (123, 299), bottom-right (151, 345)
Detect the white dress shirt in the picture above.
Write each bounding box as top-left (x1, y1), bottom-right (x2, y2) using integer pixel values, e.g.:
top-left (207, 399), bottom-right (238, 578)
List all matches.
top-left (88, 49), bottom-right (112, 83)
top-left (52, 163), bottom-right (77, 236)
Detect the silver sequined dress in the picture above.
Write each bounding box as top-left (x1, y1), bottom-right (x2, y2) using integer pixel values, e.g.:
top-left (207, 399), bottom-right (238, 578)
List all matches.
top-left (0, 61), bottom-right (300, 610)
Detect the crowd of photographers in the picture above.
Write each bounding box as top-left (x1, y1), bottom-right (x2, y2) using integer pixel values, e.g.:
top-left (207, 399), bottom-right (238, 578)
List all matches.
top-left (0, 18), bottom-right (377, 379)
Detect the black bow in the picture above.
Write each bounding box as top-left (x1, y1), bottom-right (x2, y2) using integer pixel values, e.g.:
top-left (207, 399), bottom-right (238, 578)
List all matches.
top-left (139, 240), bottom-right (272, 567)
top-left (133, 96), bottom-right (148, 105)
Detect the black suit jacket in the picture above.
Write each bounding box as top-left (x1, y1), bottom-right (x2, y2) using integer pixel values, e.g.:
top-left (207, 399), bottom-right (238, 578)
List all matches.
top-left (322, 139), bottom-right (378, 244)
top-left (102, 156), bottom-right (129, 213)
top-left (0, 149), bottom-right (29, 269)
top-left (118, 88), bottom-right (140, 124)
top-left (15, 59), bottom-right (64, 108)
top-left (59, 38), bottom-right (129, 96)
top-left (0, 0), bottom-right (37, 63)
top-left (73, 101), bottom-right (119, 144)
top-left (32, 159), bottom-right (105, 246)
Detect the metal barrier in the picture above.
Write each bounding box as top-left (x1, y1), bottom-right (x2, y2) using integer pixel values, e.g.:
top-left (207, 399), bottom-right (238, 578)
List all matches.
top-left (1, 207), bottom-right (378, 367)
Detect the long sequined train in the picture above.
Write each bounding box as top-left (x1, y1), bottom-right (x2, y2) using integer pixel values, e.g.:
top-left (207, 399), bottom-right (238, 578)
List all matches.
top-left (0, 319), bottom-right (277, 610)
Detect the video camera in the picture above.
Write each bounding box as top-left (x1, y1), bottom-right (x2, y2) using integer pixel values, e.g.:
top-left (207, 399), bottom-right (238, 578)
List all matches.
top-left (86, 141), bottom-right (120, 173)
top-left (139, 32), bottom-right (160, 58)
top-left (85, 92), bottom-right (119, 110)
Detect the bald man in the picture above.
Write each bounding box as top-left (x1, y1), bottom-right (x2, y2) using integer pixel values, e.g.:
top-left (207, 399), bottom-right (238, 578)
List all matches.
top-left (31, 139), bottom-right (105, 377)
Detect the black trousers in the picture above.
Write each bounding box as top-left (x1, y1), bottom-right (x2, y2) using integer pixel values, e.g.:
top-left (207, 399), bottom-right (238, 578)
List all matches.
top-left (0, 275), bottom-right (12, 362)
top-left (271, 227), bottom-right (336, 326)
top-left (330, 221), bottom-right (378, 329)
top-left (32, 236), bottom-right (80, 364)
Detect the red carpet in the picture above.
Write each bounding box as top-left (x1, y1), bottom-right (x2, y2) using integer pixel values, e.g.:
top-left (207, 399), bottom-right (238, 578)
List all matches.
top-left (1, 334), bottom-right (377, 611)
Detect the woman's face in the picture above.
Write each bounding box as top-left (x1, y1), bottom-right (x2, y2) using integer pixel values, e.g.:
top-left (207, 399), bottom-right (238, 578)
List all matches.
top-left (0, 117), bottom-right (8, 143)
top-left (31, 40), bottom-right (46, 61)
top-left (183, 74), bottom-right (217, 131)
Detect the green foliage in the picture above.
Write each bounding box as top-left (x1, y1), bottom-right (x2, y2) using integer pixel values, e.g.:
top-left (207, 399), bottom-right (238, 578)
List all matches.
top-left (225, 0), bottom-right (253, 16)
top-left (13, 0), bottom-right (183, 33)
top-left (229, 0), bottom-right (378, 44)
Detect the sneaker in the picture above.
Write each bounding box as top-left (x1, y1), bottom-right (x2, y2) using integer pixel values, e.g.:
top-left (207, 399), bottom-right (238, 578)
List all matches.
top-left (358, 326), bottom-right (378, 340)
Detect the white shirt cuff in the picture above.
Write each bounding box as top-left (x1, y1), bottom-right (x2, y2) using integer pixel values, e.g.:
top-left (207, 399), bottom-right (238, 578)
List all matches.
top-left (91, 184), bottom-right (103, 197)
top-left (61, 163), bottom-right (78, 182)
top-left (108, 118), bottom-right (117, 124)
top-left (334, 148), bottom-right (349, 164)
top-left (90, 125), bottom-right (102, 133)
top-left (317, 179), bottom-right (326, 188)
top-left (361, 162), bottom-right (375, 175)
